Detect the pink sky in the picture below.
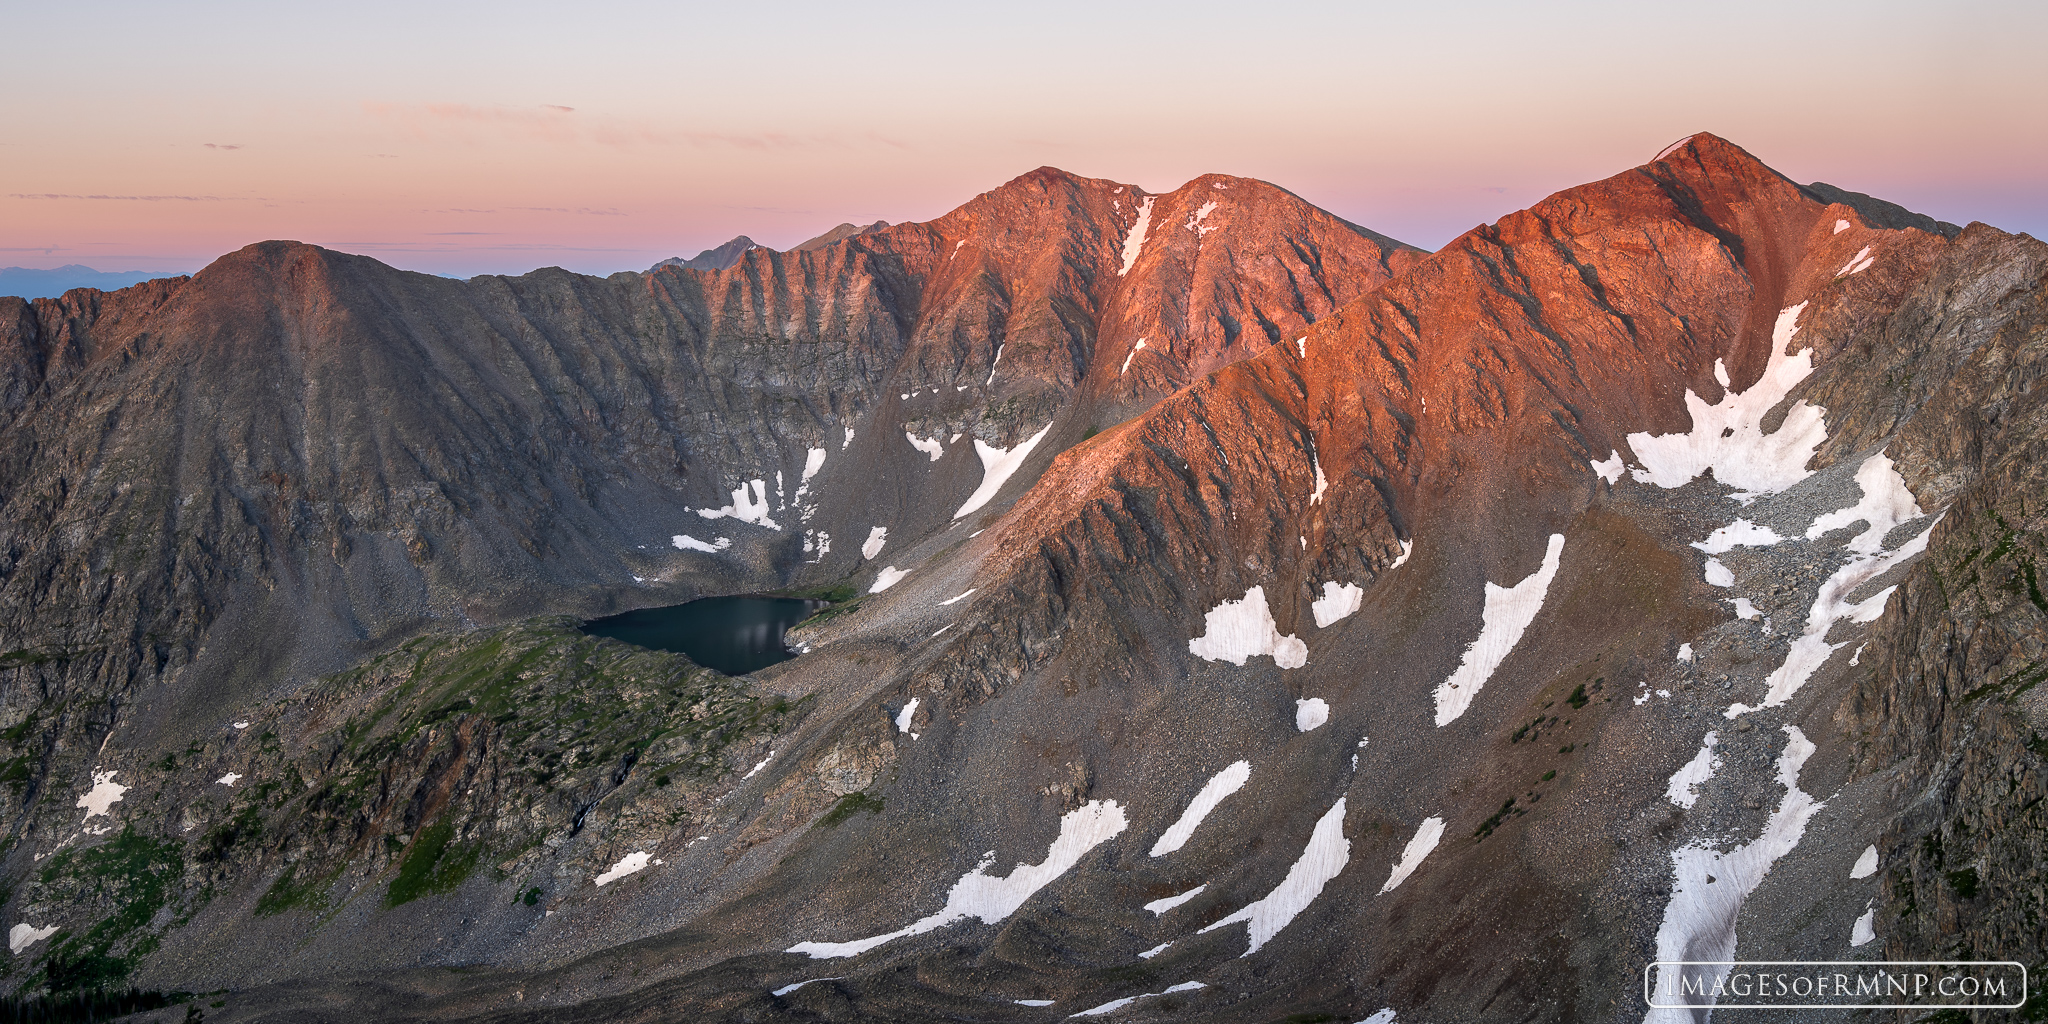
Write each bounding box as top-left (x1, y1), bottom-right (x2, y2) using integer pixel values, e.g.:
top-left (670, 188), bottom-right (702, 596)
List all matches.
top-left (6, 0), bottom-right (2043, 278)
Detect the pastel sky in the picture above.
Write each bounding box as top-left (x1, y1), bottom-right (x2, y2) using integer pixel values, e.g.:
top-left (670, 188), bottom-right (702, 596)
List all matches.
top-left (5, 0), bottom-right (2043, 278)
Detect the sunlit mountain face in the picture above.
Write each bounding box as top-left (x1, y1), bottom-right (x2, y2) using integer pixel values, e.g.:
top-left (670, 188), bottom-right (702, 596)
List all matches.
top-left (2, 134), bottom-right (2043, 1024)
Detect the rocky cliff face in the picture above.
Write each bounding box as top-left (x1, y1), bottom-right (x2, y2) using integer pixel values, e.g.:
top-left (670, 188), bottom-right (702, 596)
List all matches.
top-left (1, 138), bottom-right (2042, 1023)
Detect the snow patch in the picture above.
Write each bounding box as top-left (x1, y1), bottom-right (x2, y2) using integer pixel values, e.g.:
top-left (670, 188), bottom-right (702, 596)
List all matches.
top-left (1850, 904), bottom-right (1876, 946)
top-left (1188, 586), bottom-right (1307, 669)
top-left (843, 426), bottom-right (856, 449)
top-left (1144, 885), bottom-right (1207, 915)
top-left (593, 851), bottom-right (658, 886)
top-left (895, 698), bottom-right (920, 739)
top-left (1150, 761), bottom-right (1251, 856)
top-left (861, 526), bottom-right (888, 560)
top-left (696, 479), bottom-right (781, 529)
top-left (1665, 733), bottom-right (1720, 809)
top-left (673, 534), bottom-right (732, 553)
top-left (1295, 698), bottom-right (1329, 732)
top-left (773, 977), bottom-right (840, 997)
top-left (217, 773), bottom-right (242, 787)
top-left (1703, 558), bottom-right (1735, 588)
top-left (1833, 219), bottom-right (1851, 234)
top-left (1693, 519), bottom-right (1785, 554)
top-left (1119, 339), bottom-right (1147, 375)
top-left (1311, 582), bottom-right (1363, 627)
top-left (745, 750), bottom-right (773, 778)
top-left (954, 423), bottom-right (1053, 519)
top-left (1390, 539), bottom-right (1413, 570)
top-left (1731, 597), bottom-right (1761, 620)
top-left (870, 566), bottom-right (909, 593)
top-left (1185, 200), bottom-right (1220, 236)
top-left (233, 721), bottom-right (249, 730)
top-left (1644, 727), bottom-right (1825, 1022)
top-left (9, 924), bottom-right (57, 954)
top-left (1118, 196), bottom-right (1154, 276)
top-left (1138, 942), bottom-right (1172, 959)
top-left (1851, 845), bottom-right (1878, 879)
top-left (1296, 336), bottom-right (1307, 359)
top-left (1016, 999), bottom-right (1055, 1007)
top-left (1627, 303), bottom-right (1825, 500)
top-left (1199, 798), bottom-right (1349, 955)
top-left (906, 432), bottom-right (946, 462)
top-left (1378, 816), bottom-right (1445, 894)
top-left (1805, 451), bottom-right (1921, 553)
top-left (1590, 449), bottom-right (1626, 484)
top-left (1433, 534), bottom-right (1566, 726)
top-left (1677, 643), bottom-right (1694, 663)
top-left (940, 588), bottom-right (976, 606)
top-left (77, 770), bottom-right (127, 821)
top-left (1358, 1011), bottom-right (1398, 1024)
top-left (788, 800), bottom-right (1128, 958)
top-left (1310, 451), bottom-right (1329, 504)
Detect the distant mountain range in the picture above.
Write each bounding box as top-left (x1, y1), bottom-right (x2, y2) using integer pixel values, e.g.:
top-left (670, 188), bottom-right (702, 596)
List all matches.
top-left (0, 264), bottom-right (174, 299)
top-left (649, 221), bottom-right (892, 272)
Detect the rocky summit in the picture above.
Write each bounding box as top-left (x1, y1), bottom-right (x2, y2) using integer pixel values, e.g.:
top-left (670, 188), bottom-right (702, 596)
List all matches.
top-left (0, 134), bottom-right (2042, 1023)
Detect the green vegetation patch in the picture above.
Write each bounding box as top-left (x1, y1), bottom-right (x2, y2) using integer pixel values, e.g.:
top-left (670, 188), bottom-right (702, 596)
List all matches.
top-left (385, 818), bottom-right (482, 907)
top-left (816, 791), bottom-right (885, 829)
top-left (33, 827), bottom-right (185, 994)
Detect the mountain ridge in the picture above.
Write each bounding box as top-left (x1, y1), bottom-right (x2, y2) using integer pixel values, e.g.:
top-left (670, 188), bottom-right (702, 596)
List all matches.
top-left (1, 138), bottom-right (2042, 1023)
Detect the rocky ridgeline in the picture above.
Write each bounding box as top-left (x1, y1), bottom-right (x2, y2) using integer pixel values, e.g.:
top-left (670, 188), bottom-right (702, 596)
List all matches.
top-left (1, 136), bottom-right (2044, 1023)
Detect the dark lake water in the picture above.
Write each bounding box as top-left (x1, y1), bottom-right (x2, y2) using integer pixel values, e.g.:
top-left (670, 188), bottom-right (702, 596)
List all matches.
top-left (581, 595), bottom-right (829, 675)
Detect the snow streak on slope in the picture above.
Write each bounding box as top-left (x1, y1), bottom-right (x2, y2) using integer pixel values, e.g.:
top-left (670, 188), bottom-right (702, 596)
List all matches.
top-left (1377, 816), bottom-right (1445, 894)
top-left (1144, 885), bottom-right (1206, 915)
top-left (1627, 303), bottom-right (1825, 500)
top-left (1189, 587), bottom-right (1307, 668)
top-left (1120, 339), bottom-right (1147, 375)
top-left (1198, 798), bottom-right (1349, 955)
top-left (861, 526), bottom-right (888, 559)
top-left (789, 801), bottom-right (1128, 958)
top-left (673, 534), bottom-right (731, 553)
top-left (1727, 514), bottom-right (1937, 716)
top-left (1151, 761), bottom-right (1252, 856)
top-left (9, 924), bottom-right (57, 954)
top-left (593, 851), bottom-right (658, 886)
top-left (1728, 453), bottom-right (1935, 717)
top-left (1851, 845), bottom-right (1878, 879)
top-left (1644, 727), bottom-right (1824, 1023)
top-left (1118, 196), bottom-right (1154, 276)
top-left (1693, 519), bottom-right (1785, 554)
top-left (954, 423), bottom-right (1053, 519)
top-left (1073, 982), bottom-right (1205, 1017)
top-left (1433, 534), bottom-right (1566, 726)
top-left (1665, 733), bottom-right (1720, 809)
top-left (870, 566), bottom-right (909, 594)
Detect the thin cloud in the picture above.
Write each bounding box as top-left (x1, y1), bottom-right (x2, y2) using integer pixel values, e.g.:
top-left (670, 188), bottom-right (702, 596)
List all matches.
top-left (204, 143), bottom-right (243, 150)
top-left (425, 231), bottom-right (500, 236)
top-left (364, 100), bottom-right (879, 153)
top-left (8, 193), bottom-right (254, 202)
top-left (0, 246), bottom-right (67, 253)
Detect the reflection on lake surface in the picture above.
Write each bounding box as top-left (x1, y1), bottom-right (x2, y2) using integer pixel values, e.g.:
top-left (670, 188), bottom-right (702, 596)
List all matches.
top-left (580, 595), bottom-right (828, 675)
